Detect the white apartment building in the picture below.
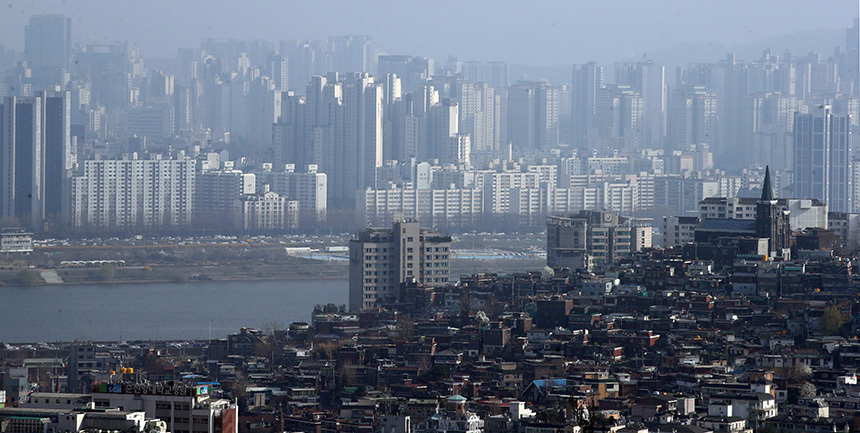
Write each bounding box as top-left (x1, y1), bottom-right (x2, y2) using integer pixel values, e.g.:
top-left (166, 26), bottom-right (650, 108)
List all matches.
top-left (707, 393), bottom-right (777, 430)
top-left (359, 174), bottom-right (650, 230)
top-left (718, 176), bottom-right (745, 198)
top-left (510, 182), bottom-right (637, 219)
top-left (663, 215), bottom-right (700, 247)
top-left (551, 187), bottom-right (601, 213)
top-left (509, 187), bottom-right (551, 225)
top-left (587, 156), bottom-right (630, 176)
top-left (70, 156), bottom-right (195, 230)
top-left (631, 174), bottom-right (655, 210)
top-left (195, 169), bottom-right (255, 223)
top-left (257, 164), bottom-right (327, 221)
top-left (852, 159), bottom-right (860, 213)
top-left (357, 187), bottom-right (483, 228)
top-left (559, 157), bottom-right (587, 183)
top-left (456, 81), bottom-right (498, 152)
top-left (527, 164), bottom-right (558, 185)
top-left (601, 180), bottom-right (637, 215)
top-left (481, 171), bottom-right (541, 213)
top-left (235, 188), bottom-right (298, 231)
top-left (541, 175), bottom-right (647, 216)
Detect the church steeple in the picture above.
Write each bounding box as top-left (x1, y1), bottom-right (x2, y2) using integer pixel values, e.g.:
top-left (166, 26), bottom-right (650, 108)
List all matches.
top-left (760, 166), bottom-right (774, 201)
top-left (756, 165), bottom-right (789, 256)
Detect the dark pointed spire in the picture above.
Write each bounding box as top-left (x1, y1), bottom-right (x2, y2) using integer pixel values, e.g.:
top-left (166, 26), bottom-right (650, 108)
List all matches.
top-left (760, 166), bottom-right (774, 201)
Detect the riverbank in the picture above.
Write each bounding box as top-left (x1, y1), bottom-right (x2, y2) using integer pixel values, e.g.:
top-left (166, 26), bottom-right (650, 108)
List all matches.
top-left (0, 234), bottom-right (547, 287)
top-left (0, 258), bottom-right (348, 287)
top-left (0, 257), bottom-right (546, 287)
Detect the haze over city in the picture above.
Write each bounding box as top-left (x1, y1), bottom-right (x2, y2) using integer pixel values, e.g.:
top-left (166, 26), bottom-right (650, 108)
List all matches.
top-left (2, 2), bottom-right (860, 433)
top-left (0, 0), bottom-right (854, 67)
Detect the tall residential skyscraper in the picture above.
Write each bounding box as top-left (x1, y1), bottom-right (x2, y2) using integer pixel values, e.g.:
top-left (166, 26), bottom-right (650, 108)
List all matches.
top-left (1, 91), bottom-right (71, 231)
top-left (506, 81), bottom-right (559, 151)
top-left (741, 92), bottom-right (804, 171)
top-left (348, 220), bottom-right (451, 311)
top-left (335, 73), bottom-right (383, 204)
top-left (428, 98), bottom-right (459, 160)
top-left (615, 61), bottom-right (666, 148)
top-left (282, 39), bottom-right (326, 94)
top-left (328, 35), bottom-right (373, 74)
top-left (1, 96), bottom-right (43, 229)
top-left (456, 81), bottom-right (499, 152)
top-left (572, 62), bottom-right (603, 149)
top-left (304, 74), bottom-right (342, 170)
top-left (380, 73), bottom-right (402, 161)
top-left (667, 85), bottom-right (718, 152)
top-left (272, 90), bottom-right (306, 169)
top-left (719, 54), bottom-right (751, 169)
top-left (395, 90), bottom-right (431, 161)
top-left (41, 91), bottom-right (72, 230)
top-left (506, 84), bottom-right (536, 150)
top-left (377, 55), bottom-right (433, 93)
top-left (247, 76), bottom-right (282, 150)
top-left (24, 14), bottom-right (72, 87)
top-left (461, 61), bottom-right (509, 91)
top-left (76, 42), bottom-right (142, 110)
top-left (265, 55), bottom-right (289, 91)
top-left (593, 84), bottom-right (644, 152)
top-left (793, 106), bottom-right (852, 212)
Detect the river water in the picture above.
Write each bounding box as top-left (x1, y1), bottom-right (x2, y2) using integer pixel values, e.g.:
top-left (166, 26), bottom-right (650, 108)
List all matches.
top-left (0, 279), bottom-right (347, 343)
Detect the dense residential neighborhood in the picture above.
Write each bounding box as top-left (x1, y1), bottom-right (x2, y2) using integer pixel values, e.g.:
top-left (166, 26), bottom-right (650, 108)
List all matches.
top-left (7, 186), bottom-right (860, 433)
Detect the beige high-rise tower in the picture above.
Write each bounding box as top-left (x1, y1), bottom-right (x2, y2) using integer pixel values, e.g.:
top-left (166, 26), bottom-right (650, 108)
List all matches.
top-left (349, 220), bottom-right (451, 311)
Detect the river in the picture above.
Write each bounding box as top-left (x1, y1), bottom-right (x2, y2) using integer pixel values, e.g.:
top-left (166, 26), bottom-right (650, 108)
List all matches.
top-left (0, 279), bottom-right (347, 343)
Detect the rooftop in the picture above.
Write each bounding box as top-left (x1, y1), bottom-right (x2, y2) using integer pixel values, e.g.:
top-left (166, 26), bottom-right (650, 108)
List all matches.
top-left (696, 219), bottom-right (756, 233)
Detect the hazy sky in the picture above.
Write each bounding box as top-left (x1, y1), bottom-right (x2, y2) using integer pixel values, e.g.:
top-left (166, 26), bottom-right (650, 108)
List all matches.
top-left (0, 0), bottom-right (857, 66)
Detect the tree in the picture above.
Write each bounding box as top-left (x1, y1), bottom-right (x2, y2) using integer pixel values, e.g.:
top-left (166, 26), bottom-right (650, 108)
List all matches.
top-left (98, 264), bottom-right (116, 281)
top-left (799, 381), bottom-right (817, 397)
top-left (312, 341), bottom-right (339, 360)
top-left (757, 425), bottom-right (778, 433)
top-left (568, 398), bottom-right (607, 433)
top-left (337, 360), bottom-right (355, 390)
top-left (788, 363), bottom-right (812, 384)
top-left (295, 330), bottom-right (315, 346)
top-left (313, 303), bottom-right (341, 315)
top-left (16, 269), bottom-right (37, 286)
top-left (395, 314), bottom-right (415, 342)
top-left (167, 271), bottom-right (186, 283)
top-left (541, 266), bottom-right (555, 279)
top-left (417, 365), bottom-right (450, 383)
top-left (535, 408), bottom-right (564, 424)
top-left (821, 305), bottom-right (845, 335)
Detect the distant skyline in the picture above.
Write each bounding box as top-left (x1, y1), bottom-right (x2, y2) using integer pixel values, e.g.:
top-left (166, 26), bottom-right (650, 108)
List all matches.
top-left (0, 0), bottom-right (857, 67)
